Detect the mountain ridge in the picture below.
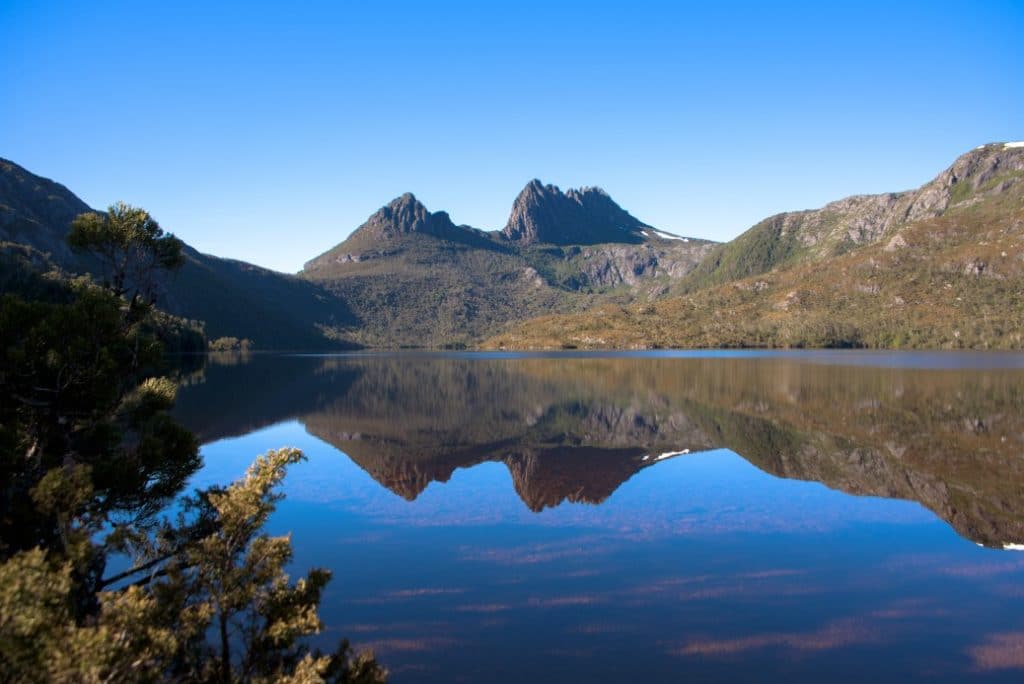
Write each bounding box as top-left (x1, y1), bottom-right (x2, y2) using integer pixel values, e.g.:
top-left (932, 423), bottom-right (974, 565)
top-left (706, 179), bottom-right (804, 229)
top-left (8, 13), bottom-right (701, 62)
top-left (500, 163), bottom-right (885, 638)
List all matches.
top-left (487, 142), bottom-right (1024, 350)
top-left (0, 157), bottom-right (359, 350)
top-left (4, 142), bottom-right (1023, 350)
top-left (298, 179), bottom-right (714, 346)
top-left (679, 141), bottom-right (1024, 292)
top-left (501, 179), bottom-right (651, 245)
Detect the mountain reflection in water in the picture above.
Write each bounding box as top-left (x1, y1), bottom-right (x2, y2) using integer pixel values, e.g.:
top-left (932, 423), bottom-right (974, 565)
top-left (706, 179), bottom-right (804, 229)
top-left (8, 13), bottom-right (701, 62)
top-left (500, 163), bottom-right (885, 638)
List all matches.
top-left (176, 352), bottom-right (1024, 549)
top-left (173, 352), bottom-right (1024, 683)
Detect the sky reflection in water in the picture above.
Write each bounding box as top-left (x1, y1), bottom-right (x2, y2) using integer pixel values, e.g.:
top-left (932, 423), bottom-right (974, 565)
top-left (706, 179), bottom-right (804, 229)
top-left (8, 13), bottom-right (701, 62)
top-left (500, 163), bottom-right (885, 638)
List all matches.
top-left (176, 353), bottom-right (1024, 683)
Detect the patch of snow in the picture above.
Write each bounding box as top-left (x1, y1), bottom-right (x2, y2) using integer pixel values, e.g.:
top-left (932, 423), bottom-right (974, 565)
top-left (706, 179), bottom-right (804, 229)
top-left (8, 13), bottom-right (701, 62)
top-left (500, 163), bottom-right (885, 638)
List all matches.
top-left (641, 449), bottom-right (690, 462)
top-left (1004, 543), bottom-right (1024, 551)
top-left (652, 229), bottom-right (689, 242)
top-left (641, 230), bottom-right (651, 237)
top-left (1005, 142), bottom-right (1024, 149)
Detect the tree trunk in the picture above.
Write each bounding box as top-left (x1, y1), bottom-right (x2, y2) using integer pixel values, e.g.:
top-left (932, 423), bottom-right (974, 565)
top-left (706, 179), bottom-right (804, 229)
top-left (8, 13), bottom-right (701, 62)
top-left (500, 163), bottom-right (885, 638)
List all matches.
top-left (220, 611), bottom-right (231, 683)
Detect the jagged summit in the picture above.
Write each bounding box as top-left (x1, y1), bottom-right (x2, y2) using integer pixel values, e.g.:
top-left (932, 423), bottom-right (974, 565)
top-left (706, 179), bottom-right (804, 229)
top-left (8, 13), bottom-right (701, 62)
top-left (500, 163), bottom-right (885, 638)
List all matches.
top-left (353, 192), bottom-right (459, 240)
top-left (501, 179), bottom-right (653, 245)
top-left (301, 193), bottom-right (498, 275)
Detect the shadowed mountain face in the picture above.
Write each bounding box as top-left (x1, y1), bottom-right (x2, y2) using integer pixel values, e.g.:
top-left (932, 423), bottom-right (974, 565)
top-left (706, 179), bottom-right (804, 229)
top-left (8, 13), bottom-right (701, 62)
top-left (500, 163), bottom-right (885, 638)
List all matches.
top-left (501, 180), bottom-right (650, 245)
top-left (174, 353), bottom-right (1024, 548)
top-left (0, 158), bottom-right (92, 267)
top-left (0, 157), bottom-right (359, 349)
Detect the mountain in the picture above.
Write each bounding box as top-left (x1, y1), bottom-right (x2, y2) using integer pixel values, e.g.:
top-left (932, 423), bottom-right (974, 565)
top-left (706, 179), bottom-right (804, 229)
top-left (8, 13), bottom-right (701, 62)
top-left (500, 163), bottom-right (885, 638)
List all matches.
top-left (0, 159), bottom-right (714, 349)
top-left (486, 142), bottom-right (1024, 350)
top-left (300, 192), bottom-right (573, 347)
top-left (10, 142), bottom-right (1021, 352)
top-left (502, 180), bottom-right (651, 245)
top-left (0, 158), bottom-right (96, 271)
top-left (681, 142), bottom-right (1024, 291)
top-left (301, 182), bottom-right (714, 347)
top-left (0, 157), bottom-right (358, 349)
top-left (303, 192), bottom-right (499, 273)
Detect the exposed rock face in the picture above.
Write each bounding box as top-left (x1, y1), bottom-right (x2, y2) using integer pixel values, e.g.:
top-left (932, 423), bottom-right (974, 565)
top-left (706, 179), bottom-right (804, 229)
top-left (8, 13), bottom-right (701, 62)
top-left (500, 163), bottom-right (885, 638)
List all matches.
top-left (502, 180), bottom-right (650, 245)
top-left (686, 143), bottom-right (1024, 289)
top-left (302, 193), bottom-right (499, 274)
top-left (804, 143), bottom-right (1024, 250)
top-left (351, 193), bottom-right (456, 240)
top-left (571, 242), bottom-right (717, 288)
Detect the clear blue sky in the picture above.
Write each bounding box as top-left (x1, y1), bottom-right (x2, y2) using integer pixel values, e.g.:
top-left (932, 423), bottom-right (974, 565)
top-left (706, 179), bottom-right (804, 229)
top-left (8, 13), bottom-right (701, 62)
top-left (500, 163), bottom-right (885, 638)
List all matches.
top-left (2, 1), bottom-right (1022, 273)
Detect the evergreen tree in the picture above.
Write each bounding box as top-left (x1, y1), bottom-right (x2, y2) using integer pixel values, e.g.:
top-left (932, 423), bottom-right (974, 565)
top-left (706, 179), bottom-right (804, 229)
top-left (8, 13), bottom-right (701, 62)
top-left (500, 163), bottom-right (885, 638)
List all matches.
top-left (0, 204), bottom-right (385, 682)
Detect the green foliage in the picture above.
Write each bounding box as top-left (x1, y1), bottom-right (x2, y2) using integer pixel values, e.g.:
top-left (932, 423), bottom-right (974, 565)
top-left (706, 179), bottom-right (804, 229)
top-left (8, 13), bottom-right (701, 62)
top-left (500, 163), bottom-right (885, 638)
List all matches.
top-left (680, 213), bottom-right (806, 292)
top-left (0, 283), bottom-right (201, 574)
top-left (0, 207), bottom-right (386, 683)
top-left (209, 336), bottom-right (255, 352)
top-left (68, 202), bottom-right (185, 309)
top-left (0, 548), bottom-right (179, 683)
top-left (138, 448), bottom-right (387, 683)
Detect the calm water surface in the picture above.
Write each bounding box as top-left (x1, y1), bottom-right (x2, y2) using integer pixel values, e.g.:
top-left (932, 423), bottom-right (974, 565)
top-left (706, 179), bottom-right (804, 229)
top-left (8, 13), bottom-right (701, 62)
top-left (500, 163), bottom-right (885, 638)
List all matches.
top-left (173, 351), bottom-right (1024, 683)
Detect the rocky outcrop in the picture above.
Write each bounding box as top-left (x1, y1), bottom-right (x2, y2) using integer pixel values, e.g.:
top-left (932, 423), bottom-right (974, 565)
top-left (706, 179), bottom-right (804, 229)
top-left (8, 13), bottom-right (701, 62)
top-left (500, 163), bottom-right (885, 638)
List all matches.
top-left (570, 242), bottom-right (717, 288)
top-left (686, 142), bottom-right (1024, 289)
top-left (782, 144), bottom-right (1024, 252)
top-left (343, 193), bottom-right (455, 240)
top-left (302, 194), bottom-right (497, 273)
top-left (501, 180), bottom-right (651, 245)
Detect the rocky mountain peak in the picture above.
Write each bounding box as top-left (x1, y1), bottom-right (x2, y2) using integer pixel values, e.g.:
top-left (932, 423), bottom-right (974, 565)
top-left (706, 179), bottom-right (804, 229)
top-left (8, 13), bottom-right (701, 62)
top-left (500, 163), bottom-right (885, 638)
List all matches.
top-left (350, 193), bottom-right (460, 242)
top-left (369, 193), bottom-right (431, 232)
top-left (502, 179), bottom-right (649, 245)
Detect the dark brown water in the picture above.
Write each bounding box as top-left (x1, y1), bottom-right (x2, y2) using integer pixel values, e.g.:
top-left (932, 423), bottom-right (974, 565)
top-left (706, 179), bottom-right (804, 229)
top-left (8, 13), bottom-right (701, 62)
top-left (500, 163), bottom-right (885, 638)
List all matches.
top-left (174, 351), bottom-right (1024, 683)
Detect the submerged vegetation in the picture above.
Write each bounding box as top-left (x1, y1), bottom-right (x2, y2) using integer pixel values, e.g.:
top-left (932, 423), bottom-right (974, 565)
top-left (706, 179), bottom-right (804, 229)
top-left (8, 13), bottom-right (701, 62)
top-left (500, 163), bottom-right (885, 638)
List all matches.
top-left (0, 205), bottom-right (385, 682)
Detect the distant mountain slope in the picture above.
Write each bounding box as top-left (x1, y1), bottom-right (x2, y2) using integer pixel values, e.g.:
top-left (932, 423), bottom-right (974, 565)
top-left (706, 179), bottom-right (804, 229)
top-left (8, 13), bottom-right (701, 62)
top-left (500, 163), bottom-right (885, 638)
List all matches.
top-left (0, 158), bottom-right (93, 268)
top-left (680, 142), bottom-right (1024, 292)
top-left (302, 183), bottom-right (715, 347)
top-left (0, 157), bottom-right (357, 349)
top-left (486, 142), bottom-right (1024, 350)
top-left (165, 248), bottom-right (358, 349)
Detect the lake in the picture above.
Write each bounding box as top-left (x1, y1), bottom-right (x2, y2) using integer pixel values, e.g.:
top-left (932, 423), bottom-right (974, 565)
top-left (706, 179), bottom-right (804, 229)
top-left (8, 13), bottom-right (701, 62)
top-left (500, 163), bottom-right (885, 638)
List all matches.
top-left (173, 351), bottom-right (1024, 683)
